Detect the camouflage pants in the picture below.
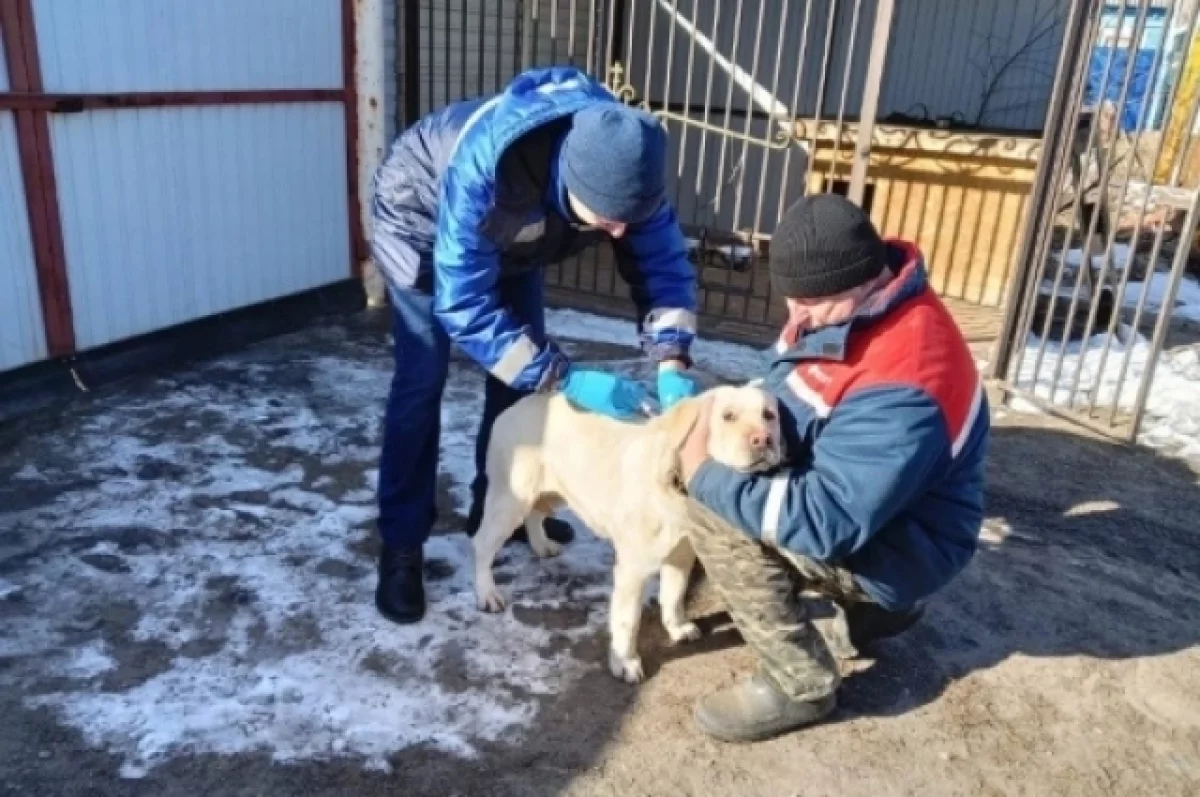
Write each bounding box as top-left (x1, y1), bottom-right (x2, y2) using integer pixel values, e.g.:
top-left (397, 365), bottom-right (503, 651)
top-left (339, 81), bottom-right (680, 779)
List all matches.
top-left (684, 503), bottom-right (870, 702)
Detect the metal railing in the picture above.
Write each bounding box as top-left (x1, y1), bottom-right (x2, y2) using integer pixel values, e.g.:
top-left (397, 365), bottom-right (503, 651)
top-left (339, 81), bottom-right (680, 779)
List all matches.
top-left (992, 0), bottom-right (1200, 440)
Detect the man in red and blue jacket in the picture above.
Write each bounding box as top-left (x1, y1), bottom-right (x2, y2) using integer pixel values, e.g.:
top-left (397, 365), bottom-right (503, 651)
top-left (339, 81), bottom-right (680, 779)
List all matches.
top-left (677, 194), bottom-right (989, 742)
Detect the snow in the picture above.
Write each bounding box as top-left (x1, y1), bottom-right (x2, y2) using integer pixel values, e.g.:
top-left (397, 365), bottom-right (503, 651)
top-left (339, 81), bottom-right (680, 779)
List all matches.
top-left (0, 321), bottom-right (630, 777)
top-left (1010, 247), bottom-right (1200, 456)
top-left (545, 308), bottom-right (768, 382)
top-left (3, 298), bottom-right (1198, 778)
top-left (1122, 272), bottom-right (1200, 323)
top-left (1009, 316), bottom-right (1200, 459)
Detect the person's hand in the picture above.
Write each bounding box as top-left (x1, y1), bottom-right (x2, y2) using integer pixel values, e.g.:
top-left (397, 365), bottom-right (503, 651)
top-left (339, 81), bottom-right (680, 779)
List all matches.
top-left (657, 363), bottom-right (700, 411)
top-left (678, 396), bottom-right (713, 485)
top-left (560, 368), bottom-right (654, 421)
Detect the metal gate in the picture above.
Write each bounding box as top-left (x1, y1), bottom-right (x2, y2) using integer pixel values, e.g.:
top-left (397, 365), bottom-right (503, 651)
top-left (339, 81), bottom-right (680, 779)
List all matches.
top-left (991, 0), bottom-right (1200, 440)
top-left (397, 0), bottom-right (894, 343)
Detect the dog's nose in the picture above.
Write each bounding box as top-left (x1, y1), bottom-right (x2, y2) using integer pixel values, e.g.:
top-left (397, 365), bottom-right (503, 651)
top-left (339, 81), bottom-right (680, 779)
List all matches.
top-left (749, 432), bottom-right (770, 450)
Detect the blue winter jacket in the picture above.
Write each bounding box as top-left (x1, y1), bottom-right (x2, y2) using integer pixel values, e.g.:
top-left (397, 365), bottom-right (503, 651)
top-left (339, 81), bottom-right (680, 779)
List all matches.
top-left (369, 66), bottom-right (698, 391)
top-left (687, 244), bottom-right (989, 610)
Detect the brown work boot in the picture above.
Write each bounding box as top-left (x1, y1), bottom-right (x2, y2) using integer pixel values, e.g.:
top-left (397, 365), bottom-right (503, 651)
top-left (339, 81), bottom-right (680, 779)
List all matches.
top-left (694, 670), bottom-right (836, 743)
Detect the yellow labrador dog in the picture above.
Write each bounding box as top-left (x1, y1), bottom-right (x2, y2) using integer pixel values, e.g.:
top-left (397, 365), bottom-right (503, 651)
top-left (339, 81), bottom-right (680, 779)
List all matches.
top-left (471, 382), bottom-right (784, 683)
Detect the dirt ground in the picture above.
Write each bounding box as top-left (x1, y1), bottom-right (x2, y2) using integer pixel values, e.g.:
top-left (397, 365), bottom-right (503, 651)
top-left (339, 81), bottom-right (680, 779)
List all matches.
top-left (1, 308), bottom-right (1198, 797)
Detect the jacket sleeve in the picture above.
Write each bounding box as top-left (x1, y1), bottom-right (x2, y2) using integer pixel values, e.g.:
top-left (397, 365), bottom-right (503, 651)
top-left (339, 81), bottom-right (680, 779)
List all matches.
top-left (432, 160), bottom-right (570, 392)
top-left (613, 200), bottom-right (698, 362)
top-left (686, 386), bottom-right (949, 561)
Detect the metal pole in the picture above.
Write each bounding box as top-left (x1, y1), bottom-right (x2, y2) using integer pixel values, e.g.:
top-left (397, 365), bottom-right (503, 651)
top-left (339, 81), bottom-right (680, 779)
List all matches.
top-left (989, 0), bottom-right (1096, 381)
top-left (830, 0), bottom-right (865, 187)
top-left (751, 0), bottom-right (793, 239)
top-left (774, 0), bottom-right (814, 225)
top-left (847, 0), bottom-right (893, 206)
top-left (402, 0), bottom-right (421, 125)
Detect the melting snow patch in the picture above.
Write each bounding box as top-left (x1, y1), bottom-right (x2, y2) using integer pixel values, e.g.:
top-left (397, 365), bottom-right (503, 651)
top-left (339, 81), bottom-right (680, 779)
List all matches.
top-left (1122, 274), bottom-right (1200, 323)
top-left (1011, 328), bottom-right (1200, 459)
top-left (545, 308), bottom-right (769, 382)
top-left (5, 304), bottom-right (1196, 779)
top-left (1, 323), bottom-right (620, 777)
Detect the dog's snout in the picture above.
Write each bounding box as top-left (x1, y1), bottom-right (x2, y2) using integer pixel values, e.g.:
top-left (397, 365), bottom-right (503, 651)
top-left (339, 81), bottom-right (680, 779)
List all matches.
top-left (748, 431), bottom-right (771, 450)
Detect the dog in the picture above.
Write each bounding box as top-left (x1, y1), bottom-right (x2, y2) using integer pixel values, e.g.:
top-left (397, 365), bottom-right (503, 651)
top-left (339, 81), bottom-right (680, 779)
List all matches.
top-left (471, 382), bottom-right (784, 683)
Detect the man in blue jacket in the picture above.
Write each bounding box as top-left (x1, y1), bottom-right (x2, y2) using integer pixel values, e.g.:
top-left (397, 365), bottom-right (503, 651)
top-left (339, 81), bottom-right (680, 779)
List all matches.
top-left (369, 66), bottom-right (700, 625)
top-left (676, 194), bottom-right (989, 742)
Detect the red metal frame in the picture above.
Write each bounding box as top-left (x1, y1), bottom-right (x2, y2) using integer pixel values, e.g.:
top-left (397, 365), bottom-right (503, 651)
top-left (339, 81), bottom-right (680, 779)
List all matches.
top-left (341, 0), bottom-right (366, 274)
top-left (0, 0), bottom-right (364, 359)
top-left (1, 0), bottom-right (76, 357)
top-left (0, 89), bottom-right (346, 111)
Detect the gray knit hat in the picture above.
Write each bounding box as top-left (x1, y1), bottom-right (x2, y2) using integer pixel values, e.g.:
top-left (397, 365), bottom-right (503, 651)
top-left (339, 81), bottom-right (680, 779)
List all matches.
top-left (561, 104), bottom-right (668, 224)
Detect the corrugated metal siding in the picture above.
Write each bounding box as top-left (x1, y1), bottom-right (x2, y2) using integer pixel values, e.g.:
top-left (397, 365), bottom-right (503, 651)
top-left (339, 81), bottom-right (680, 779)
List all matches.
top-left (385, 0), bottom-right (398, 140)
top-left (32, 0), bottom-right (343, 93)
top-left (50, 104), bottom-right (351, 351)
top-left (415, 0), bottom-right (523, 115)
top-left (881, 0), bottom-right (1069, 131)
top-left (0, 31), bottom-right (8, 92)
top-left (406, 0), bottom-right (600, 118)
top-left (616, 0), bottom-right (1071, 238)
top-left (0, 113), bottom-right (49, 372)
top-left (628, 0), bottom-right (1070, 131)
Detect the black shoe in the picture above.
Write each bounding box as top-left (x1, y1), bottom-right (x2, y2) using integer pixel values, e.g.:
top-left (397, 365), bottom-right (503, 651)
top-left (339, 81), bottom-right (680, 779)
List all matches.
top-left (845, 601), bottom-right (925, 651)
top-left (375, 544), bottom-right (426, 625)
top-left (509, 516), bottom-right (575, 546)
top-left (694, 670), bottom-right (836, 743)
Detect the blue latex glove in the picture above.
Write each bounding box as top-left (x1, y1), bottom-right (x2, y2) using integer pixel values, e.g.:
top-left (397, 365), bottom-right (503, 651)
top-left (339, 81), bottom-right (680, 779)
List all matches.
top-left (657, 367), bottom-right (700, 411)
top-left (560, 368), bottom-right (654, 421)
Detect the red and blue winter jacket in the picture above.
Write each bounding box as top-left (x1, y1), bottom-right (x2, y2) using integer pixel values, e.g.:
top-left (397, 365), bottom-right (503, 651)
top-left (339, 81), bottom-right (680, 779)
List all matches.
top-left (370, 66), bottom-right (697, 391)
top-left (687, 243), bottom-right (989, 610)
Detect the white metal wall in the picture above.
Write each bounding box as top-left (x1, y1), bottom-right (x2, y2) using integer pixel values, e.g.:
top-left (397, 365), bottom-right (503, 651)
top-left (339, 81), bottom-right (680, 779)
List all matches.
top-left (49, 106), bottom-right (351, 350)
top-left (28, 0), bottom-right (352, 352)
top-left (0, 113), bottom-right (50, 372)
top-left (32, 0), bottom-right (343, 92)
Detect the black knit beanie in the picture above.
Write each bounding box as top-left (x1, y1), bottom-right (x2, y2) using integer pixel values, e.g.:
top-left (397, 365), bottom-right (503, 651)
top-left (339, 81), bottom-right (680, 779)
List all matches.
top-left (769, 194), bottom-right (887, 299)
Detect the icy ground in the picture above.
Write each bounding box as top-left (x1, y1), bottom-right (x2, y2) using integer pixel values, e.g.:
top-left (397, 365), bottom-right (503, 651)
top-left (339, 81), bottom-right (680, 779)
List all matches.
top-left (2, 302), bottom-right (1199, 783)
top-left (0, 309), bottom-right (764, 778)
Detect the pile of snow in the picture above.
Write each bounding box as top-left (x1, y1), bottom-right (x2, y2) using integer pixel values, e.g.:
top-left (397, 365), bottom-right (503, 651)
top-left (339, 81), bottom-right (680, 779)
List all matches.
top-left (1010, 321), bottom-right (1200, 460)
top-left (1014, 247), bottom-right (1200, 457)
top-left (1121, 272), bottom-right (1200, 323)
top-left (0, 328), bottom-right (625, 777)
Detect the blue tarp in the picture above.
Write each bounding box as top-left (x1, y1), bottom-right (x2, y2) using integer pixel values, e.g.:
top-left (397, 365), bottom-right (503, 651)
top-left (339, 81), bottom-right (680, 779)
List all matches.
top-left (1087, 46), bottom-right (1159, 131)
top-left (1085, 6), bottom-right (1171, 132)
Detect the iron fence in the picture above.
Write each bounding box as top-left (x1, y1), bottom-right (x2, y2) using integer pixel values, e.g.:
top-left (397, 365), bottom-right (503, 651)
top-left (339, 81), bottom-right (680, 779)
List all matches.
top-left (992, 0), bottom-right (1200, 440)
top-left (395, 0), bottom-right (895, 342)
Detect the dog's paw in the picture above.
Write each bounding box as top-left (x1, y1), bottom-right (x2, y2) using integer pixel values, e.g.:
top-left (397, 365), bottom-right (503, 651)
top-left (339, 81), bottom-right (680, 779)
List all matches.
top-left (475, 583), bottom-right (507, 613)
top-left (607, 649), bottom-right (645, 684)
top-left (530, 538), bottom-right (562, 559)
top-left (665, 620), bottom-right (702, 644)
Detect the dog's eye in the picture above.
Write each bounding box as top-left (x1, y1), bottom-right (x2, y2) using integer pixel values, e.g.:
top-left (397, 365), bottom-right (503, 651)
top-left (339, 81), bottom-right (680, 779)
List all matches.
top-left (722, 410), bottom-right (736, 422)
top-left (762, 408), bottom-right (777, 422)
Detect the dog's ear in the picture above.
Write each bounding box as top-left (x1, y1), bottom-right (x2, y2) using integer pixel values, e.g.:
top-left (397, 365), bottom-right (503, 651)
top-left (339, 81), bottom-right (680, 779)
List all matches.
top-left (651, 396), bottom-right (707, 488)
top-left (656, 395), bottom-right (704, 451)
